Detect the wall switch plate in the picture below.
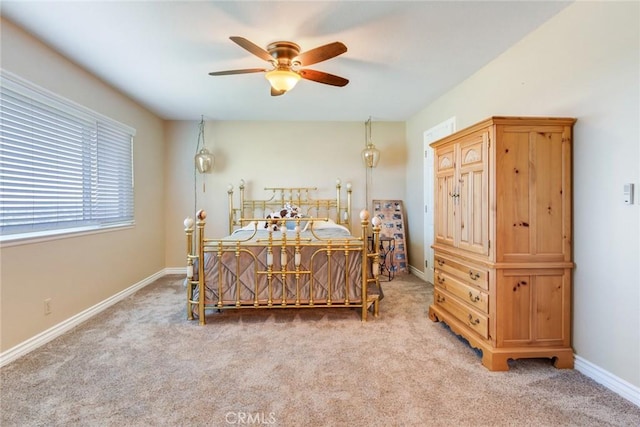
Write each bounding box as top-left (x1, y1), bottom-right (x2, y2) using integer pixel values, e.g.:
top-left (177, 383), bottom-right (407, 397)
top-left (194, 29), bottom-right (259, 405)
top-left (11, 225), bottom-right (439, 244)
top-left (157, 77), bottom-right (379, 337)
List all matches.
top-left (623, 183), bottom-right (634, 205)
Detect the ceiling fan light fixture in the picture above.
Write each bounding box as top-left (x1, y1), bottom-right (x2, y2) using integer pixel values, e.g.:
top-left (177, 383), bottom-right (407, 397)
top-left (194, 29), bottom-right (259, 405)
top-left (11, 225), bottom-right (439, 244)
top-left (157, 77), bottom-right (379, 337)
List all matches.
top-left (265, 69), bottom-right (301, 92)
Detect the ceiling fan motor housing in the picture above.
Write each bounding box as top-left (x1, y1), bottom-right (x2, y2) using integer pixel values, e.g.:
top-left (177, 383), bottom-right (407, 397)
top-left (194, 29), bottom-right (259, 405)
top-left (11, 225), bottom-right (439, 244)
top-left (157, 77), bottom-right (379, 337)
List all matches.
top-left (267, 41), bottom-right (301, 68)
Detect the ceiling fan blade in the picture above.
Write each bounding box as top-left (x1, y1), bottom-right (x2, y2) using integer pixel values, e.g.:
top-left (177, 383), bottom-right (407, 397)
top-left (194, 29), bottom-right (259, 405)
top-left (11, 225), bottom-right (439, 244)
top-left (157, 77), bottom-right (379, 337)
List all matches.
top-left (299, 69), bottom-right (349, 87)
top-left (209, 68), bottom-right (267, 76)
top-left (229, 36), bottom-right (273, 62)
top-left (294, 42), bottom-right (347, 66)
top-left (270, 87), bottom-right (286, 97)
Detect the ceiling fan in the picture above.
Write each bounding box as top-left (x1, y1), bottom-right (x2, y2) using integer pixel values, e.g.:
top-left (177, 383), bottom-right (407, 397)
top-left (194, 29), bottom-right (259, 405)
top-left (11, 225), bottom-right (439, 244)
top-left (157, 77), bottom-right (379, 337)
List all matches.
top-left (209, 36), bottom-right (349, 96)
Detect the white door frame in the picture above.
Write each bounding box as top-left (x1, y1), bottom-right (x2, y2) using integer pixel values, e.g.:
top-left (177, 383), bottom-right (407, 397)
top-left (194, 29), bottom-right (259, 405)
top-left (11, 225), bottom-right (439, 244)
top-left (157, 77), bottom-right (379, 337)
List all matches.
top-left (424, 117), bottom-right (456, 284)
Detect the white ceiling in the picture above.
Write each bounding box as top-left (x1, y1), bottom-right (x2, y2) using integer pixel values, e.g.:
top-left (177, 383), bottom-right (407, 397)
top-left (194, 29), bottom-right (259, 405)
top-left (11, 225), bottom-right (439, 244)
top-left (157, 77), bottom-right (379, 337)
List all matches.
top-left (1, 1), bottom-right (571, 122)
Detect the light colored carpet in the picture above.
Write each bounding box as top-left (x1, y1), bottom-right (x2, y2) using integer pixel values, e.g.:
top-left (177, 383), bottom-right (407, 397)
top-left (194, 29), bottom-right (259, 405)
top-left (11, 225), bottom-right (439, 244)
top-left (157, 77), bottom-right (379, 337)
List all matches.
top-left (1, 274), bottom-right (639, 426)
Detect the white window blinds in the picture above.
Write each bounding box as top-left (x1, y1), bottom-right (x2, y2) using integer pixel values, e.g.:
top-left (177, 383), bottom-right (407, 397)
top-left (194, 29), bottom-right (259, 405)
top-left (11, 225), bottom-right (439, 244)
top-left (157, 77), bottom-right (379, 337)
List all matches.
top-left (0, 71), bottom-right (135, 240)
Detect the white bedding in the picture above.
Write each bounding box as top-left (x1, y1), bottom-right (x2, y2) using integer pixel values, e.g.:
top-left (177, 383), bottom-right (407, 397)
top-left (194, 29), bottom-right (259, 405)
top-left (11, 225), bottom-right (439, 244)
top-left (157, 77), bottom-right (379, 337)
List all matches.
top-left (232, 217), bottom-right (351, 239)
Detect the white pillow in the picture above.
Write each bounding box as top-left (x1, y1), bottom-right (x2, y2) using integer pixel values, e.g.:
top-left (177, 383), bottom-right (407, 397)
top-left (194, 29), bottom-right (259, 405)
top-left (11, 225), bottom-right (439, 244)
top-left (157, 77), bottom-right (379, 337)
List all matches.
top-left (238, 221), bottom-right (265, 231)
top-left (303, 217), bottom-right (348, 232)
top-left (309, 217), bottom-right (335, 229)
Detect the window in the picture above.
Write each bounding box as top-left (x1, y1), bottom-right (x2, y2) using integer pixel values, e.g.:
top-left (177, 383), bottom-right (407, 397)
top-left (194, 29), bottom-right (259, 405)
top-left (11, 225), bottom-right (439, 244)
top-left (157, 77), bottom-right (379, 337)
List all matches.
top-left (0, 71), bottom-right (135, 242)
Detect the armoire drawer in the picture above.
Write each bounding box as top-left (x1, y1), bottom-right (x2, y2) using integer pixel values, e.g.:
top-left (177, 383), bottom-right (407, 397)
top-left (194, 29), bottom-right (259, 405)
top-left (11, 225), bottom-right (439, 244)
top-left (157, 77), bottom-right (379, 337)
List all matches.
top-left (434, 289), bottom-right (489, 339)
top-left (434, 271), bottom-right (488, 313)
top-left (434, 254), bottom-right (488, 290)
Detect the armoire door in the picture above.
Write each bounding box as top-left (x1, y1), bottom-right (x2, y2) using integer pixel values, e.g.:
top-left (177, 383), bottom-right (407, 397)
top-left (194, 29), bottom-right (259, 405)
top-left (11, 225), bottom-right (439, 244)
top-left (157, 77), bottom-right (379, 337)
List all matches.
top-left (434, 146), bottom-right (456, 247)
top-left (457, 130), bottom-right (489, 256)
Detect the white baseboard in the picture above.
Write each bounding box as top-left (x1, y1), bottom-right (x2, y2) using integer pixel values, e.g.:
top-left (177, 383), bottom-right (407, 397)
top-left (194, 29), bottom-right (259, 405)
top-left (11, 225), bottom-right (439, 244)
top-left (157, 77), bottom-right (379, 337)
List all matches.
top-left (164, 266), bottom-right (187, 275)
top-left (575, 355), bottom-right (640, 407)
top-left (409, 265), bottom-right (427, 282)
top-left (0, 268), bottom-right (169, 368)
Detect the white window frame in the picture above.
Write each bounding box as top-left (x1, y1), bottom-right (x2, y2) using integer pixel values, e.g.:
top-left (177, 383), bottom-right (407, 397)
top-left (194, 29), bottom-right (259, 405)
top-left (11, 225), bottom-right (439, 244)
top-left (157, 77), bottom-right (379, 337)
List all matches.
top-left (0, 70), bottom-right (136, 246)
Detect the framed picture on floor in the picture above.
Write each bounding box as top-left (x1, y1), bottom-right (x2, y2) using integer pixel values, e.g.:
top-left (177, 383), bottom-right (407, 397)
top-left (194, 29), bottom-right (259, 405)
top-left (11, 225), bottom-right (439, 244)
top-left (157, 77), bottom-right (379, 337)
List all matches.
top-left (372, 200), bottom-right (408, 274)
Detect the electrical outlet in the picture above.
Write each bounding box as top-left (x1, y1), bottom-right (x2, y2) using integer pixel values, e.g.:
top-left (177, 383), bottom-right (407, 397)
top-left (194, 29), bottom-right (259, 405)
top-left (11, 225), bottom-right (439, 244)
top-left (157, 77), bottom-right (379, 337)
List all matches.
top-left (44, 298), bottom-right (52, 315)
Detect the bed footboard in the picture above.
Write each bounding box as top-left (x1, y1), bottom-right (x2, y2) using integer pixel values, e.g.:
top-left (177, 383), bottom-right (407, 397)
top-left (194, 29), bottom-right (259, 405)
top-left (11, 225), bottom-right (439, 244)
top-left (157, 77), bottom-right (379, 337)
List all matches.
top-left (184, 209), bottom-right (381, 325)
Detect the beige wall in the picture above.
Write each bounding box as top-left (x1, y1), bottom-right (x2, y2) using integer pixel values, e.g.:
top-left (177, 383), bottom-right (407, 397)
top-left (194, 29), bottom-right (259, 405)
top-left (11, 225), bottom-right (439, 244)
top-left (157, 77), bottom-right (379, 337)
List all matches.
top-left (406, 2), bottom-right (639, 387)
top-left (0, 19), bottom-right (166, 351)
top-left (164, 120), bottom-right (406, 268)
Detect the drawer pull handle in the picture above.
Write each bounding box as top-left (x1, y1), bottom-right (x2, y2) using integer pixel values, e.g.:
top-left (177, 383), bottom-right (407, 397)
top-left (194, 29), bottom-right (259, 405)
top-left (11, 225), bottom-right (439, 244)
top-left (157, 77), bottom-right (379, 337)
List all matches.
top-left (468, 314), bottom-right (480, 326)
top-left (436, 295), bottom-right (446, 303)
top-left (437, 259), bottom-right (445, 267)
top-left (437, 276), bottom-right (445, 284)
top-left (469, 271), bottom-right (481, 281)
top-left (468, 292), bottom-right (480, 303)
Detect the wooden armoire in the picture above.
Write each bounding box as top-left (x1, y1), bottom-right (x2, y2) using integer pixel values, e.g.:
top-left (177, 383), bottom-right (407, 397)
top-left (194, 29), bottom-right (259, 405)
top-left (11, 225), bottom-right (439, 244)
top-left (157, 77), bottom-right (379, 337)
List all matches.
top-left (428, 116), bottom-right (576, 371)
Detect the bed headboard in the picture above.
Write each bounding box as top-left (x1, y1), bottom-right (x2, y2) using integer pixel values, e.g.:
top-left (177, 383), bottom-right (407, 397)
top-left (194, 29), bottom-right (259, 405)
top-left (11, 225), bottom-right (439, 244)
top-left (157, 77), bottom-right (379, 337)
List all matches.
top-left (227, 179), bottom-right (352, 234)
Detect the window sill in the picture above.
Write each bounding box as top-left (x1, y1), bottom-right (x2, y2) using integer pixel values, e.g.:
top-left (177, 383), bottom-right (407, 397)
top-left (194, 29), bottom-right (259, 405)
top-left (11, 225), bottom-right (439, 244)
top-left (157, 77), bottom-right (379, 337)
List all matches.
top-left (0, 223), bottom-right (135, 248)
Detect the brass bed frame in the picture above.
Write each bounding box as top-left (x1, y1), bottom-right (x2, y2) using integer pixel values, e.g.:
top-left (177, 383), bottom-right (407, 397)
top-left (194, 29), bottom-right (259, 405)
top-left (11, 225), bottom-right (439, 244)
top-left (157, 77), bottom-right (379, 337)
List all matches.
top-left (184, 180), bottom-right (382, 325)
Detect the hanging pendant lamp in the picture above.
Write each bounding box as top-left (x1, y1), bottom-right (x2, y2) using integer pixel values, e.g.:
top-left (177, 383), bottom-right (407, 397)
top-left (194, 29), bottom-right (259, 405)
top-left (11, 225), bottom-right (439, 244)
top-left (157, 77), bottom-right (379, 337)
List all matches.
top-left (361, 116), bottom-right (380, 168)
top-left (195, 147), bottom-right (214, 173)
top-left (194, 116), bottom-right (214, 173)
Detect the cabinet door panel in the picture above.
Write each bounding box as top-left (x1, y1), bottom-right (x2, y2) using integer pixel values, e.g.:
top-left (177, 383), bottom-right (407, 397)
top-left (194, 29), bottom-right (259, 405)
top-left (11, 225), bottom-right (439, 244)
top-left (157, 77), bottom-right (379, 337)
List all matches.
top-left (458, 132), bottom-right (489, 255)
top-left (496, 126), bottom-right (571, 262)
top-left (436, 148), bottom-right (455, 172)
top-left (498, 273), bottom-right (532, 344)
top-left (532, 131), bottom-right (565, 257)
top-left (459, 168), bottom-right (487, 254)
top-left (435, 175), bottom-right (455, 246)
top-left (497, 269), bottom-right (570, 347)
top-left (534, 273), bottom-right (568, 342)
top-left (435, 147), bottom-right (456, 247)
top-left (496, 130), bottom-right (531, 260)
